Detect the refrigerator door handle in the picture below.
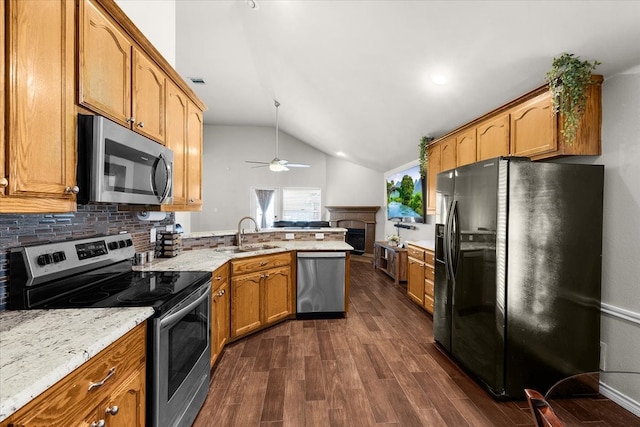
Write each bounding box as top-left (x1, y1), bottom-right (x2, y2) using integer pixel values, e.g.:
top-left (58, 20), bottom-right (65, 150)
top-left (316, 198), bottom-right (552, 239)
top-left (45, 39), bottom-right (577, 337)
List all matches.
top-left (452, 200), bottom-right (460, 275)
top-left (446, 200), bottom-right (457, 283)
top-left (443, 200), bottom-right (454, 281)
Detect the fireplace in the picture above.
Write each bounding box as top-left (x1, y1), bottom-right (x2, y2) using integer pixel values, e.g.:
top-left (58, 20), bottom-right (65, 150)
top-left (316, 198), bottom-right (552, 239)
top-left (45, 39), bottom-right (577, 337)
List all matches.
top-left (325, 206), bottom-right (379, 254)
top-left (345, 228), bottom-right (365, 255)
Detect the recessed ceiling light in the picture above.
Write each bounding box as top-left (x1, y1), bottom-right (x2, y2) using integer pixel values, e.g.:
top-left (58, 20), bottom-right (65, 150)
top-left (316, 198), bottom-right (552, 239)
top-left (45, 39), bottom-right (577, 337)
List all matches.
top-left (336, 151), bottom-right (346, 157)
top-left (431, 74), bottom-right (447, 85)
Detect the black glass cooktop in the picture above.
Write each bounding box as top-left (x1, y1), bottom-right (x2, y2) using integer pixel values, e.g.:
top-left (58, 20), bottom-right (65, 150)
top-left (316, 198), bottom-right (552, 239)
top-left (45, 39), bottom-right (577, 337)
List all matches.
top-left (26, 261), bottom-right (211, 315)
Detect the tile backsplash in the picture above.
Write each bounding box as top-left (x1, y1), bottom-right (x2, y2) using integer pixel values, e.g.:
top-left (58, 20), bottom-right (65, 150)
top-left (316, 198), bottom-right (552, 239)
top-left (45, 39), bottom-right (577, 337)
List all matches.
top-left (0, 204), bottom-right (174, 310)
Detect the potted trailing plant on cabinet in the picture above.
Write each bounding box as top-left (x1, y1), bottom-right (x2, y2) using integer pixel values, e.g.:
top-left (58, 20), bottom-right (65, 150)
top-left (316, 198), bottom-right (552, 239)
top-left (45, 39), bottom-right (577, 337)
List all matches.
top-left (546, 53), bottom-right (600, 145)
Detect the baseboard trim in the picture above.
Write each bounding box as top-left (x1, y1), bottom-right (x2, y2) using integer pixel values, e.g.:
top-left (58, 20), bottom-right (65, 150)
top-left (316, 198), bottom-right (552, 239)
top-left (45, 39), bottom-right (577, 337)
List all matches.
top-left (600, 381), bottom-right (640, 418)
top-left (601, 302), bottom-right (640, 326)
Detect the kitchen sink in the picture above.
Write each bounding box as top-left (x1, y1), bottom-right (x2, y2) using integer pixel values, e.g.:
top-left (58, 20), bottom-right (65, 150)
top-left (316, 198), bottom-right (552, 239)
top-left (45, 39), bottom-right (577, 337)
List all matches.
top-left (215, 244), bottom-right (280, 254)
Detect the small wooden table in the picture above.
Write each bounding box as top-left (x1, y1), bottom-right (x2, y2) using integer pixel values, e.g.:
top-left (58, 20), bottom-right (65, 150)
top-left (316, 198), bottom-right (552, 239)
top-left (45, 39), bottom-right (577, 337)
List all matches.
top-left (373, 241), bottom-right (408, 285)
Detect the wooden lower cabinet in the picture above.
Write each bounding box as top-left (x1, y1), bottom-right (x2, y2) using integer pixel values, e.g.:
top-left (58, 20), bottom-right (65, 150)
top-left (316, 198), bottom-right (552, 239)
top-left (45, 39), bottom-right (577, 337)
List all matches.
top-left (3, 323), bottom-right (147, 427)
top-left (211, 263), bottom-right (230, 366)
top-left (230, 253), bottom-right (293, 339)
top-left (407, 244), bottom-right (435, 314)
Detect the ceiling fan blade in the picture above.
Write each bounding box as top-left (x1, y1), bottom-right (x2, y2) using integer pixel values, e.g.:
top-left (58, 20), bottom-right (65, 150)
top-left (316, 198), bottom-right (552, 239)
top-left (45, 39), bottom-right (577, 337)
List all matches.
top-left (251, 164), bottom-right (269, 168)
top-left (245, 160), bottom-right (270, 165)
top-left (286, 163), bottom-right (311, 168)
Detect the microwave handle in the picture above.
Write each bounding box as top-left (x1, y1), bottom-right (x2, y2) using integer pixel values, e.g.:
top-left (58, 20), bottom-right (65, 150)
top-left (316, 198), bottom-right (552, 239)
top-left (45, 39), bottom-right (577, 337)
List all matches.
top-left (156, 153), bottom-right (172, 203)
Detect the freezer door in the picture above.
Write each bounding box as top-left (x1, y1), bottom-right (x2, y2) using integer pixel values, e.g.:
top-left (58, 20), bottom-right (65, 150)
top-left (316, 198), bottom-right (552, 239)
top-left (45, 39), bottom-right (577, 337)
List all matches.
top-left (433, 170), bottom-right (455, 350)
top-left (449, 158), bottom-right (505, 395)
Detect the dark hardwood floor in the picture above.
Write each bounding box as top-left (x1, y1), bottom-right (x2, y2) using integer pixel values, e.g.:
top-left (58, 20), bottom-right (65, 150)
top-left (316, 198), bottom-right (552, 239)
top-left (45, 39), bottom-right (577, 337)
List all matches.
top-left (193, 258), bottom-right (640, 426)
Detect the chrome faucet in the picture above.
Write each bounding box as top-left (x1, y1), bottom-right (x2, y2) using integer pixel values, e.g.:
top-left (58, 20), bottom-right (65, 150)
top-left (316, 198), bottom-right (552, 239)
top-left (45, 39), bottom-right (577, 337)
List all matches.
top-left (237, 216), bottom-right (259, 249)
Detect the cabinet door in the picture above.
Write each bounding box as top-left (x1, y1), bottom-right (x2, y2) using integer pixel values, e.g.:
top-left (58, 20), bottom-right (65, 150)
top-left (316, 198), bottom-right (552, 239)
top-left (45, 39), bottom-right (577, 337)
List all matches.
top-left (426, 143), bottom-right (441, 214)
top-left (440, 136), bottom-right (457, 172)
top-left (100, 370), bottom-right (146, 427)
top-left (263, 266), bottom-right (292, 325)
top-left (456, 129), bottom-right (476, 167)
top-left (387, 249), bottom-right (397, 280)
top-left (165, 82), bottom-right (188, 207)
top-left (477, 114), bottom-right (510, 161)
top-left (231, 272), bottom-right (262, 337)
top-left (407, 258), bottom-right (425, 305)
top-left (79, 0), bottom-right (132, 126)
top-left (216, 281), bottom-right (230, 357)
top-left (0, 0), bottom-right (4, 197)
top-left (132, 47), bottom-right (166, 144)
top-left (510, 92), bottom-right (557, 157)
top-left (186, 103), bottom-right (204, 209)
top-left (2, 0), bottom-right (76, 210)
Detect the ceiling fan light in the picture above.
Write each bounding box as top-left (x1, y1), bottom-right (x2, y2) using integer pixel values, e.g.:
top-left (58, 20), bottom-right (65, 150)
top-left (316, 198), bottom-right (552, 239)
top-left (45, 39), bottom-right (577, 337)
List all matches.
top-left (269, 163), bottom-right (287, 172)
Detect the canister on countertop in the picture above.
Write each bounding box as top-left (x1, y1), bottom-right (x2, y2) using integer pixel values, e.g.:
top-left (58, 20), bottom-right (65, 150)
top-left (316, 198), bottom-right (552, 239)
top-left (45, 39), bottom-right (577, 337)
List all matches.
top-left (147, 250), bottom-right (155, 263)
top-left (134, 252), bottom-right (146, 265)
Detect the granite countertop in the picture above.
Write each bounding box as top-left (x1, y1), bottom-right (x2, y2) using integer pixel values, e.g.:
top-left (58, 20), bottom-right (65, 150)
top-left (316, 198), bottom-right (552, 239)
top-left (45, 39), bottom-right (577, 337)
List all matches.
top-left (406, 239), bottom-right (436, 251)
top-left (135, 240), bottom-right (354, 272)
top-left (181, 227), bottom-right (347, 239)
top-left (0, 307), bottom-right (154, 422)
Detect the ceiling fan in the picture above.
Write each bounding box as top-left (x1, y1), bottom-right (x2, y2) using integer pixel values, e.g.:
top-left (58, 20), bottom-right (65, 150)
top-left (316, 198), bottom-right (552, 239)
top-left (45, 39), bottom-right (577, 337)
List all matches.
top-left (245, 100), bottom-right (311, 172)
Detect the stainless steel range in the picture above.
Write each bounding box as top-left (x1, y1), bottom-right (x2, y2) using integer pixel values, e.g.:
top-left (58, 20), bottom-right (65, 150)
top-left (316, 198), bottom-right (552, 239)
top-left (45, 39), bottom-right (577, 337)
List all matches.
top-left (9, 233), bottom-right (211, 427)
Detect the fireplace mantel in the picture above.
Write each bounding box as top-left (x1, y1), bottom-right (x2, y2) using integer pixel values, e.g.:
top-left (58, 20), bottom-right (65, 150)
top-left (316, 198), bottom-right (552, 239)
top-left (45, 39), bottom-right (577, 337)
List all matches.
top-left (325, 206), bottom-right (379, 254)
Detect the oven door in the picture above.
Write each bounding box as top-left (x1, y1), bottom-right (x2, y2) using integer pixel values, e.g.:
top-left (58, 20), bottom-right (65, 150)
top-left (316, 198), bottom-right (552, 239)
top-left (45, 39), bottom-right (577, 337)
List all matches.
top-left (153, 282), bottom-right (211, 427)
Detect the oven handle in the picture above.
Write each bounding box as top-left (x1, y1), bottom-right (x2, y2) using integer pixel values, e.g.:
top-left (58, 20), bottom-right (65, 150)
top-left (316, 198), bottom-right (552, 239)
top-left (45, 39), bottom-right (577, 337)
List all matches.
top-left (160, 283), bottom-right (211, 329)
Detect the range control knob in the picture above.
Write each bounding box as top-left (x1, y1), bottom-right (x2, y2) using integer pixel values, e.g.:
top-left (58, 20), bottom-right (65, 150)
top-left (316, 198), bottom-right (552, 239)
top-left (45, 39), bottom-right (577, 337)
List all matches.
top-left (108, 241), bottom-right (119, 250)
top-left (125, 239), bottom-right (133, 247)
top-left (37, 254), bottom-right (53, 266)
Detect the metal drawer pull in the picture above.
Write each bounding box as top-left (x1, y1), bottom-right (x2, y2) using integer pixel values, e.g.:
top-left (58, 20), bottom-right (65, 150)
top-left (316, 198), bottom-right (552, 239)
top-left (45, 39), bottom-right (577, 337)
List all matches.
top-left (88, 367), bottom-right (116, 391)
top-left (90, 420), bottom-right (105, 427)
top-left (105, 405), bottom-right (119, 415)
top-left (259, 261), bottom-right (268, 266)
top-left (217, 289), bottom-right (225, 297)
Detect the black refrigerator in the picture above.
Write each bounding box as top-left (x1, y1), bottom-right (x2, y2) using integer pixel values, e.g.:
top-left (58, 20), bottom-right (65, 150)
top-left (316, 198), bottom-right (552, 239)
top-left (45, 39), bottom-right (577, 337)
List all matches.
top-left (433, 157), bottom-right (604, 399)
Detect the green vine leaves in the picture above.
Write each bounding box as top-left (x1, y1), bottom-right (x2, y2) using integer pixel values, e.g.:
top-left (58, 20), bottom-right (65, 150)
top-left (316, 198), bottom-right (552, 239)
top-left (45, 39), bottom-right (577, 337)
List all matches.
top-left (419, 136), bottom-right (434, 177)
top-left (546, 53), bottom-right (600, 145)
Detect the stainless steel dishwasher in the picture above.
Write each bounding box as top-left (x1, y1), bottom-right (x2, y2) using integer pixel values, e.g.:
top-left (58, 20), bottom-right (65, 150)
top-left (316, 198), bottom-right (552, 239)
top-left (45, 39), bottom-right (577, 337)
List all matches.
top-left (296, 252), bottom-right (346, 318)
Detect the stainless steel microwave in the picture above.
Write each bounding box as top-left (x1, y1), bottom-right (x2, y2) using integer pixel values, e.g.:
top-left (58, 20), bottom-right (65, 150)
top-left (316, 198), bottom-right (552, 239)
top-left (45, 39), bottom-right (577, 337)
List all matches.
top-left (77, 114), bottom-right (173, 205)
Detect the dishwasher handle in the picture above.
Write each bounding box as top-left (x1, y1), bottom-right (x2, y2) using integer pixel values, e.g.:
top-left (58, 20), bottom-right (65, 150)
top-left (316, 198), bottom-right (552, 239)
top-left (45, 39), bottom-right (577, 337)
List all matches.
top-left (297, 252), bottom-right (346, 259)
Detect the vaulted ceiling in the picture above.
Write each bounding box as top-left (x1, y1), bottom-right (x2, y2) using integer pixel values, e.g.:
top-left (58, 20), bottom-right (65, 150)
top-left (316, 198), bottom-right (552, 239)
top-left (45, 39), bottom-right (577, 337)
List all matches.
top-left (175, 1), bottom-right (640, 172)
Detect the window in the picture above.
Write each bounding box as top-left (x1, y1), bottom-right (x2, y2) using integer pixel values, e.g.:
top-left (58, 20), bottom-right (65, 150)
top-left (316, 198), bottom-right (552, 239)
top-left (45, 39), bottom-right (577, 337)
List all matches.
top-left (282, 187), bottom-right (321, 221)
top-left (250, 187), bottom-right (278, 229)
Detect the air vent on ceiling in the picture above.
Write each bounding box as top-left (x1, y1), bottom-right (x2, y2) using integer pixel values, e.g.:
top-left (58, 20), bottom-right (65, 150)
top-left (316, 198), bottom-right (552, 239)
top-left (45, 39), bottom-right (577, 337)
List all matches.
top-left (188, 77), bottom-right (206, 85)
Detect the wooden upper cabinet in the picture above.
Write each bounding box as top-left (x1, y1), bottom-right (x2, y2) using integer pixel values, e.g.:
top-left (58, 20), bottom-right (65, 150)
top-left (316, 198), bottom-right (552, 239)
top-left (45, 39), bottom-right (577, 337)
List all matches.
top-left (186, 103), bottom-right (204, 209)
top-left (1, 0), bottom-right (5, 198)
top-left (456, 128), bottom-right (477, 167)
top-left (426, 143), bottom-right (441, 215)
top-left (165, 82), bottom-right (188, 207)
top-left (440, 136), bottom-right (457, 172)
top-left (509, 91), bottom-right (557, 157)
top-left (1, 0), bottom-right (77, 213)
top-left (477, 113), bottom-right (510, 161)
top-left (79, 0), bottom-right (132, 126)
top-left (79, 0), bottom-right (167, 144)
top-left (132, 47), bottom-right (166, 143)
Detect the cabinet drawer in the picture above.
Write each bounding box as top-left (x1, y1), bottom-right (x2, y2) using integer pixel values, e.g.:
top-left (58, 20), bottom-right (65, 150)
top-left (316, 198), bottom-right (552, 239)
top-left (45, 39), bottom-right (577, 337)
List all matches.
top-left (232, 252), bottom-right (291, 275)
top-left (424, 293), bottom-right (434, 314)
top-left (424, 279), bottom-right (434, 298)
top-left (407, 245), bottom-right (425, 261)
top-left (212, 263), bottom-right (229, 289)
top-left (424, 265), bottom-right (434, 282)
top-left (425, 250), bottom-right (435, 266)
top-left (5, 323), bottom-right (146, 426)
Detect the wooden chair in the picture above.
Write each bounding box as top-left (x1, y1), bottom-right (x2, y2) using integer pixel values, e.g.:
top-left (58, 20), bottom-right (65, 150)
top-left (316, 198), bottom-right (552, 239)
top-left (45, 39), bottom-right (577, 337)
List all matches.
top-left (524, 388), bottom-right (564, 427)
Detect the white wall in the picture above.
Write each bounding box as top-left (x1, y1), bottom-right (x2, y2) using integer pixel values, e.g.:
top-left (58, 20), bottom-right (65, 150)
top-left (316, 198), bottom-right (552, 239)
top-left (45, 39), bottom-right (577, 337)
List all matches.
top-left (114, 0), bottom-right (176, 66)
top-left (557, 72), bottom-right (640, 413)
top-left (325, 157), bottom-right (385, 242)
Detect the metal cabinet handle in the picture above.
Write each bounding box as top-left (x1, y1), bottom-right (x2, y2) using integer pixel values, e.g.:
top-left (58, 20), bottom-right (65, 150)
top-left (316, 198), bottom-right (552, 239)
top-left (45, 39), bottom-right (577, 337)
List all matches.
top-left (88, 367), bottom-right (116, 391)
top-left (136, 121), bottom-right (145, 128)
top-left (0, 178), bottom-right (8, 187)
top-left (217, 289), bottom-right (226, 297)
top-left (214, 275), bottom-right (223, 281)
top-left (189, 198), bottom-right (195, 203)
top-left (65, 185), bottom-right (80, 194)
top-left (126, 117), bottom-right (135, 123)
top-left (105, 405), bottom-right (119, 415)
top-left (90, 420), bottom-right (105, 427)
top-left (259, 261), bottom-right (268, 266)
